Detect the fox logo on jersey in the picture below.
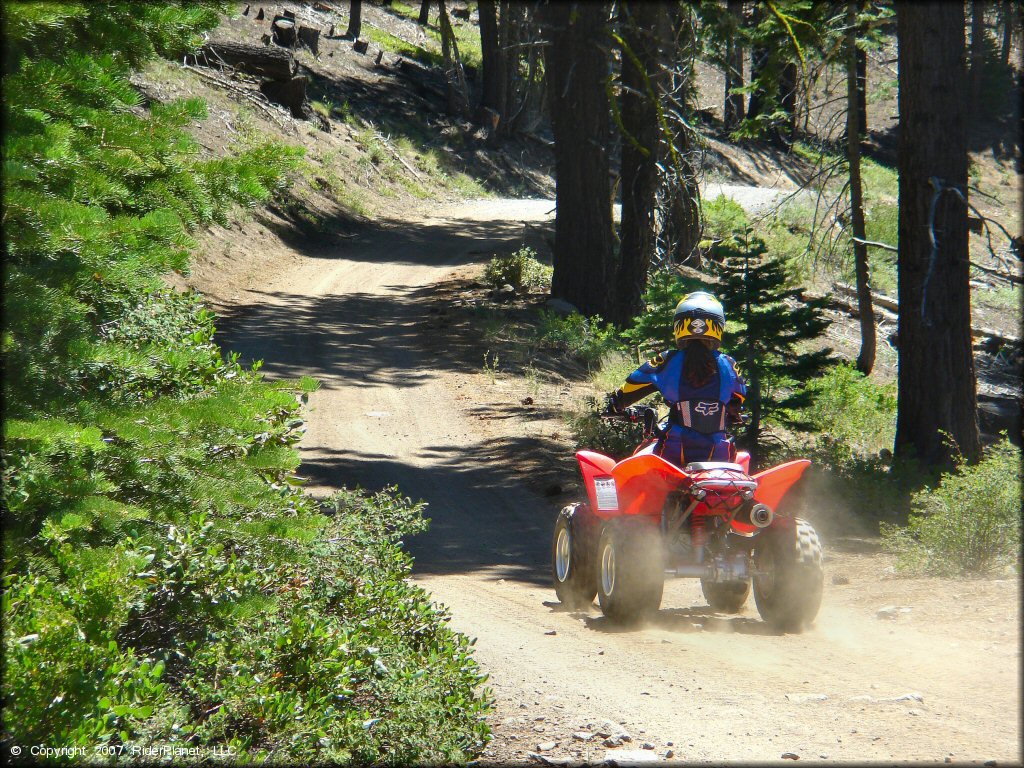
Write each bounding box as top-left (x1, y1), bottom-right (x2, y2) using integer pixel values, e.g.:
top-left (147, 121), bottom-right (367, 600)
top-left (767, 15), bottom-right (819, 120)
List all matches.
top-left (694, 401), bottom-right (720, 416)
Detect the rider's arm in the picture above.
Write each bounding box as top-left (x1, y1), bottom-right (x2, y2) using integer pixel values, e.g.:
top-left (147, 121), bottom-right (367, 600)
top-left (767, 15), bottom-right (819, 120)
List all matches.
top-left (723, 354), bottom-right (747, 422)
top-left (607, 350), bottom-right (673, 413)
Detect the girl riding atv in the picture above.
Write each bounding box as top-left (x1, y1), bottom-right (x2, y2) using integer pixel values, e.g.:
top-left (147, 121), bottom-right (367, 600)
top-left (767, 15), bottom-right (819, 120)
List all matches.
top-left (605, 291), bottom-right (746, 467)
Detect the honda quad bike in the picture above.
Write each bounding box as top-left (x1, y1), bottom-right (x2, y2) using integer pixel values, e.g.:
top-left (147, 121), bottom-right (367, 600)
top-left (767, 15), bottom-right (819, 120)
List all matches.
top-left (551, 406), bottom-right (823, 632)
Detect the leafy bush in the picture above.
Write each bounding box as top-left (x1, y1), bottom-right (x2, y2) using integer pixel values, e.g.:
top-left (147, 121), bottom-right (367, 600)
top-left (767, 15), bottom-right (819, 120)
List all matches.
top-left (702, 195), bottom-right (750, 241)
top-left (571, 406), bottom-right (647, 461)
top-left (2, 4), bottom-right (492, 762)
top-left (881, 439), bottom-right (1021, 576)
top-left (805, 363), bottom-right (896, 454)
top-left (483, 247), bottom-right (552, 291)
top-left (536, 311), bottom-right (622, 368)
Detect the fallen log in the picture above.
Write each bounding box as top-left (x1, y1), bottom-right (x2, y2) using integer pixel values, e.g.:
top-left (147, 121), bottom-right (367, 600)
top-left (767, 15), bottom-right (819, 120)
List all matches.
top-left (834, 282), bottom-right (899, 314)
top-left (824, 287), bottom-right (1020, 347)
top-left (198, 41), bottom-right (295, 79)
top-left (394, 57), bottom-right (446, 100)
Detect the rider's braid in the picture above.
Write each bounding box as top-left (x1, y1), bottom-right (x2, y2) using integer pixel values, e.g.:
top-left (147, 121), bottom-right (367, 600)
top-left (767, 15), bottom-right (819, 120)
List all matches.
top-left (682, 338), bottom-right (716, 388)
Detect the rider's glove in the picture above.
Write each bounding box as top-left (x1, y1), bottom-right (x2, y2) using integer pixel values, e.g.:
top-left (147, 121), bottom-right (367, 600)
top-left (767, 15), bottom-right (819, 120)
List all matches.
top-left (604, 391), bottom-right (624, 416)
top-left (726, 399), bottom-right (744, 425)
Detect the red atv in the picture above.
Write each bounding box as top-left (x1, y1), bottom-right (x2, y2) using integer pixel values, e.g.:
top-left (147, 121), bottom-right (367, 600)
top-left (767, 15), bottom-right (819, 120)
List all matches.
top-left (552, 406), bottom-right (823, 632)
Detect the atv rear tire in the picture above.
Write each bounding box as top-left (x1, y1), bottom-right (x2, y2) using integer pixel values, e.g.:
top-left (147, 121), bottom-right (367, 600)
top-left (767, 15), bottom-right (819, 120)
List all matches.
top-left (753, 518), bottom-right (824, 632)
top-left (701, 578), bottom-right (751, 613)
top-left (552, 504), bottom-right (598, 609)
top-left (596, 519), bottom-right (664, 625)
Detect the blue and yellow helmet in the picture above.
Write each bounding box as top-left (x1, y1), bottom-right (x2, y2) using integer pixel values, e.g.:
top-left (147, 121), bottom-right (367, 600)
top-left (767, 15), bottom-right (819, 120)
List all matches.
top-left (673, 291), bottom-right (726, 347)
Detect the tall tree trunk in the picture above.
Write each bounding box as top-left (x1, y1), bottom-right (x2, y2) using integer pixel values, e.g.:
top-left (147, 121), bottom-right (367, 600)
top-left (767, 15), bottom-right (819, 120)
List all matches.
top-left (1000, 0), bottom-right (1014, 66)
top-left (612, 1), bottom-right (669, 327)
top-left (847, 0), bottom-right (875, 374)
top-left (438, 0), bottom-right (471, 118)
top-left (666, 6), bottom-right (700, 267)
top-left (779, 59), bottom-right (798, 141)
top-left (478, 0), bottom-right (506, 119)
top-left (346, 0), bottom-right (362, 39)
top-left (418, 0), bottom-right (431, 25)
top-left (724, 0), bottom-right (745, 129)
top-left (970, 0), bottom-right (986, 116)
top-left (747, 44), bottom-right (769, 120)
top-left (540, 0), bottom-right (615, 318)
top-left (856, 36), bottom-right (868, 137)
top-left (895, 1), bottom-right (981, 466)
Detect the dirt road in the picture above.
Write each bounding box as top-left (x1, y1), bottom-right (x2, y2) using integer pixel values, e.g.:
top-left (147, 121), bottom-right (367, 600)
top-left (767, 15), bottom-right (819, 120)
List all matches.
top-left (215, 198), bottom-right (1019, 765)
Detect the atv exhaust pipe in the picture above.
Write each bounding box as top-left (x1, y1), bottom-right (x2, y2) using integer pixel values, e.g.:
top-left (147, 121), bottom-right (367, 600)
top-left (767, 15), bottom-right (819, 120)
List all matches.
top-left (750, 503), bottom-right (773, 528)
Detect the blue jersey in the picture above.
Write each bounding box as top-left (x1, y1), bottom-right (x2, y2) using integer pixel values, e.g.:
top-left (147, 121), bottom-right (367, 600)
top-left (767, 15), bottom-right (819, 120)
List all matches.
top-left (616, 348), bottom-right (746, 466)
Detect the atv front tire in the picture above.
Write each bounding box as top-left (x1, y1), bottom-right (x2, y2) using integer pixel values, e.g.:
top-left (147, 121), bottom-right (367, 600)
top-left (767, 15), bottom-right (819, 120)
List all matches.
top-left (552, 504), bottom-right (598, 609)
top-left (701, 578), bottom-right (751, 613)
top-left (753, 518), bottom-right (824, 632)
top-left (596, 519), bottom-right (664, 625)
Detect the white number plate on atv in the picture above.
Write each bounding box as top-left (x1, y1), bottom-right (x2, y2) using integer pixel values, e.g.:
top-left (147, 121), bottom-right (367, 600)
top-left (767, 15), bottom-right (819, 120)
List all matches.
top-left (594, 478), bottom-right (619, 510)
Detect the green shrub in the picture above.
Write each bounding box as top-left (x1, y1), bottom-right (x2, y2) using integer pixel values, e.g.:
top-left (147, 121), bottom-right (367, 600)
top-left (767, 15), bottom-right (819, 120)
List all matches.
top-left (621, 267), bottom-right (708, 355)
top-left (881, 439), bottom-right (1022, 576)
top-left (536, 311), bottom-right (622, 368)
top-left (702, 195), bottom-right (749, 240)
top-left (804, 363), bottom-right (896, 454)
top-left (483, 247), bottom-right (552, 291)
top-left (571, 405), bottom-right (647, 461)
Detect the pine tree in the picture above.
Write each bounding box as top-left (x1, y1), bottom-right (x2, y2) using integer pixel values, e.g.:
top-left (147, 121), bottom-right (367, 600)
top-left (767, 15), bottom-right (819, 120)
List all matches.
top-left (716, 232), bottom-right (835, 464)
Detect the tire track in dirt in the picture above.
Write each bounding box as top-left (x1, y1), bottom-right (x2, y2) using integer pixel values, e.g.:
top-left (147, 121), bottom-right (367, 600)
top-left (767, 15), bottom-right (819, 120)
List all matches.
top-left (215, 197), bottom-right (1019, 765)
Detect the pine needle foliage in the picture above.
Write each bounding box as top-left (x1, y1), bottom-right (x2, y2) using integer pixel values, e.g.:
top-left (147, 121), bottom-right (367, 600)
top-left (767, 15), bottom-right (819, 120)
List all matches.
top-left (3, 3), bottom-right (492, 761)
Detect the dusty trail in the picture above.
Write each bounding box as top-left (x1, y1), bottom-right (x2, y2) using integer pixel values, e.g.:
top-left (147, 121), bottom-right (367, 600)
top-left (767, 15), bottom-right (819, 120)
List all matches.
top-left (218, 198), bottom-right (1019, 765)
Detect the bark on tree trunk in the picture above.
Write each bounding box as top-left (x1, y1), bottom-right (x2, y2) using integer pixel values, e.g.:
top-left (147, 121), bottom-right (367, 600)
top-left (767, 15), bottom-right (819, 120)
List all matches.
top-left (847, 1), bottom-right (875, 374)
top-left (747, 44), bottom-right (769, 120)
top-left (856, 40), bottom-right (868, 137)
top-left (346, 0), bottom-right (362, 39)
top-left (895, 1), bottom-right (981, 466)
top-left (612, 1), bottom-right (669, 327)
top-left (724, 0), bottom-right (745, 129)
top-left (779, 60), bottom-right (798, 141)
top-left (478, 0), bottom-right (506, 118)
top-left (418, 0), bottom-right (431, 25)
top-left (970, 0), bottom-right (986, 116)
top-left (540, 0), bottom-right (615, 318)
top-left (1000, 0), bottom-right (1014, 66)
top-left (666, 6), bottom-right (700, 268)
top-left (438, 0), bottom-right (471, 118)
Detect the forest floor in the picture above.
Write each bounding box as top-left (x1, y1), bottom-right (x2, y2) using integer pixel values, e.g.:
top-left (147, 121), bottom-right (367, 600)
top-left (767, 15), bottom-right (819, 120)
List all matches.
top-left (155, 3), bottom-right (1021, 764)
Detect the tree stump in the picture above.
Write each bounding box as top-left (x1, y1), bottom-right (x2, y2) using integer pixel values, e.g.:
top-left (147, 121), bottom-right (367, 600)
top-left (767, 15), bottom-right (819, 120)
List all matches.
top-left (297, 26), bottom-right (320, 54)
top-left (256, 7), bottom-right (265, 20)
top-left (243, 4), bottom-right (250, 15)
top-left (353, 38), bottom-right (369, 54)
top-left (272, 17), bottom-right (297, 47)
top-left (260, 75), bottom-right (309, 118)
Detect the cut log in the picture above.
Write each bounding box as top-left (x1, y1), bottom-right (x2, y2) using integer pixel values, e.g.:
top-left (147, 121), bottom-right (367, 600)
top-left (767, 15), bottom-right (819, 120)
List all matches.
top-left (835, 282), bottom-right (899, 313)
top-left (825, 287), bottom-right (1020, 347)
top-left (272, 17), bottom-right (297, 47)
top-left (260, 75), bottom-right (309, 118)
top-left (197, 42), bottom-right (296, 79)
top-left (297, 26), bottom-right (320, 54)
top-left (395, 57), bottom-right (446, 100)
